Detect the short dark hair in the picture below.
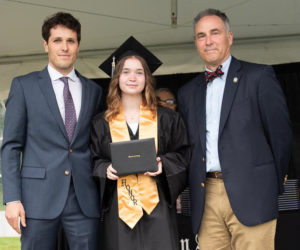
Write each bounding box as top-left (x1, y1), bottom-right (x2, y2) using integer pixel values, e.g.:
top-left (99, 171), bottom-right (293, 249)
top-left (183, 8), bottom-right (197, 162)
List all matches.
top-left (42, 12), bottom-right (81, 43)
top-left (194, 9), bottom-right (230, 33)
top-left (155, 88), bottom-right (175, 99)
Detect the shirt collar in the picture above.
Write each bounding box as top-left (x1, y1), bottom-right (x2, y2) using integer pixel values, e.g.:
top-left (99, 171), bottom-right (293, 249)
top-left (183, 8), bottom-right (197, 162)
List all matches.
top-left (47, 64), bottom-right (77, 83)
top-left (205, 55), bottom-right (232, 74)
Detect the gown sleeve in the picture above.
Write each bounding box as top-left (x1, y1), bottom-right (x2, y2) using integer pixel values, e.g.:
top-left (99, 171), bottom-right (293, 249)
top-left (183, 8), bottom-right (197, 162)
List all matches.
top-left (157, 107), bottom-right (191, 206)
top-left (90, 113), bottom-right (115, 210)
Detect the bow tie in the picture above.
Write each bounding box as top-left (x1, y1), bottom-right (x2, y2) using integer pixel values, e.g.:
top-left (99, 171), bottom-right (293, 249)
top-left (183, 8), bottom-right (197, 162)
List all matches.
top-left (205, 65), bottom-right (224, 83)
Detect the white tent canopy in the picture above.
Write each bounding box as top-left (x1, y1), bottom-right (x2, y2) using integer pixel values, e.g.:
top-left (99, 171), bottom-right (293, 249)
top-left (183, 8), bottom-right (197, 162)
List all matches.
top-left (1, 0), bottom-right (300, 100)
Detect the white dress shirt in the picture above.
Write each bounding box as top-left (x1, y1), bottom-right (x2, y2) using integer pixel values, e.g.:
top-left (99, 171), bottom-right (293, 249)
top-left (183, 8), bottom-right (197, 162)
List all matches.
top-left (47, 64), bottom-right (82, 122)
top-left (127, 122), bottom-right (139, 135)
top-left (206, 56), bottom-right (232, 172)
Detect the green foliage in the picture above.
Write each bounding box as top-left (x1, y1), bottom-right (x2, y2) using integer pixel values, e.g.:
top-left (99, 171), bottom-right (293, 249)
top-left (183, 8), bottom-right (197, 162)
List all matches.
top-left (0, 237), bottom-right (21, 250)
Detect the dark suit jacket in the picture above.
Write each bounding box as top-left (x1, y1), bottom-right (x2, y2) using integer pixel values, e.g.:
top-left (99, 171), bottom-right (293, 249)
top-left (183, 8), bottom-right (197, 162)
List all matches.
top-left (1, 67), bottom-right (102, 219)
top-left (178, 57), bottom-right (292, 234)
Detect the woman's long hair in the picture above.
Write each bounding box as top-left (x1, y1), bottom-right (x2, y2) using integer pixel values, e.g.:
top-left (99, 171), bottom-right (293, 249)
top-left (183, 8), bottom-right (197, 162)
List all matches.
top-left (104, 55), bottom-right (157, 121)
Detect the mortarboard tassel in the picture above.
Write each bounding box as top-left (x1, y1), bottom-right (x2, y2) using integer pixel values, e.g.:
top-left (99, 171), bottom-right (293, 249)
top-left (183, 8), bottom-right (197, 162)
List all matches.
top-left (111, 56), bottom-right (116, 77)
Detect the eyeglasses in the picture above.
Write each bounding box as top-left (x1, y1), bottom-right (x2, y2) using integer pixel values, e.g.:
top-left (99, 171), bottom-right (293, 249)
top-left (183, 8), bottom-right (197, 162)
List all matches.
top-left (157, 97), bottom-right (176, 105)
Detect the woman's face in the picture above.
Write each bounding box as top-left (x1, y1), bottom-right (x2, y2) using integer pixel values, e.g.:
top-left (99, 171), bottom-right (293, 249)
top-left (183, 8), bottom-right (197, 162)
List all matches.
top-left (119, 57), bottom-right (146, 97)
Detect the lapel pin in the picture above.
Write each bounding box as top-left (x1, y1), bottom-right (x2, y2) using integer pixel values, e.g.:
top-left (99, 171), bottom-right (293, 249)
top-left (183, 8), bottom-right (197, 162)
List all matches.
top-left (233, 77), bottom-right (238, 83)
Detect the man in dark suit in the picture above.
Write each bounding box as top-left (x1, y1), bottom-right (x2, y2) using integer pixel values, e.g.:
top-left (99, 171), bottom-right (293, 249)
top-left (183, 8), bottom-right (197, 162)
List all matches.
top-left (178, 8), bottom-right (292, 250)
top-left (1, 12), bottom-right (102, 250)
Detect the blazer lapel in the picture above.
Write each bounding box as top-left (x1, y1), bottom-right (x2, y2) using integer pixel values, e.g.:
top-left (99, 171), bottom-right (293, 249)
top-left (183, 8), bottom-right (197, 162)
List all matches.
top-left (219, 57), bottom-right (242, 136)
top-left (38, 68), bottom-right (69, 140)
top-left (70, 72), bottom-right (90, 144)
top-left (194, 74), bottom-right (207, 153)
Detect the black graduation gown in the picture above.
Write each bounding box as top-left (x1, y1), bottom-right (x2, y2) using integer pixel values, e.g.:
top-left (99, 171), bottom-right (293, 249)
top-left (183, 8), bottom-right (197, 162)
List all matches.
top-left (90, 107), bottom-right (190, 250)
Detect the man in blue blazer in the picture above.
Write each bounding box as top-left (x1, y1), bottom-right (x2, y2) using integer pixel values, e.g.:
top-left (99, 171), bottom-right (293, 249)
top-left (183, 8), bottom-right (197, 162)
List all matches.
top-left (178, 9), bottom-right (292, 250)
top-left (1, 12), bottom-right (102, 250)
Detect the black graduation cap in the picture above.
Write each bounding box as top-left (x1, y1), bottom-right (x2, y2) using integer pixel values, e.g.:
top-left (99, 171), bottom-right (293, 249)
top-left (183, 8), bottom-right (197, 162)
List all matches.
top-left (99, 36), bottom-right (162, 77)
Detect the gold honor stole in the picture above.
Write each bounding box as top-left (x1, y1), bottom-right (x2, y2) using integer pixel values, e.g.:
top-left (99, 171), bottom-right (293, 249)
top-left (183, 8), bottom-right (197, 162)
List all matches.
top-left (109, 105), bottom-right (160, 229)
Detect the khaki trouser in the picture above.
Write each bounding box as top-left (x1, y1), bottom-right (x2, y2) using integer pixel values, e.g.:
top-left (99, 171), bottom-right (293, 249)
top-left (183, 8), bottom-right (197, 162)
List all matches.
top-left (198, 178), bottom-right (277, 250)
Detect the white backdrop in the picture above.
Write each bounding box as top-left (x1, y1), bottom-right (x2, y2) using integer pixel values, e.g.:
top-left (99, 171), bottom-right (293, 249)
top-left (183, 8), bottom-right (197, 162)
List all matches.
top-left (1, 0), bottom-right (300, 101)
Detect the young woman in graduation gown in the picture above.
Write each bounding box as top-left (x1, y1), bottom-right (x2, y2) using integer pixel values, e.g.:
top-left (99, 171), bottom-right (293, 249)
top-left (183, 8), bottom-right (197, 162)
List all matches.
top-left (90, 55), bottom-right (190, 250)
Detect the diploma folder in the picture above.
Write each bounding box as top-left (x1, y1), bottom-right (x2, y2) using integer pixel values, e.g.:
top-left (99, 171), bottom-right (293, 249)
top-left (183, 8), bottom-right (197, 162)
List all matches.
top-left (110, 138), bottom-right (157, 176)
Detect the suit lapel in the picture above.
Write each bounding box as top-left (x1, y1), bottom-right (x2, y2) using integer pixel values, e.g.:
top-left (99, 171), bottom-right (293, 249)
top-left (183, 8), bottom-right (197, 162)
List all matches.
top-left (219, 57), bottom-right (242, 136)
top-left (194, 74), bottom-right (207, 153)
top-left (38, 68), bottom-right (69, 140)
top-left (71, 72), bottom-right (90, 144)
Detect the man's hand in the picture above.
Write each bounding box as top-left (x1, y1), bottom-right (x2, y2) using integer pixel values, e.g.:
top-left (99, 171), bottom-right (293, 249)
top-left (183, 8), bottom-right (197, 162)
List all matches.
top-left (5, 202), bottom-right (26, 234)
top-left (144, 157), bottom-right (163, 176)
top-left (107, 164), bottom-right (119, 180)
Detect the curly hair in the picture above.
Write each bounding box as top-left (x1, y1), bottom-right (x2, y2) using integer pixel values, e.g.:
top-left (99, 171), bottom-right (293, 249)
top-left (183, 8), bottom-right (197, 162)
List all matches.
top-left (104, 55), bottom-right (157, 121)
top-left (42, 12), bottom-right (81, 43)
